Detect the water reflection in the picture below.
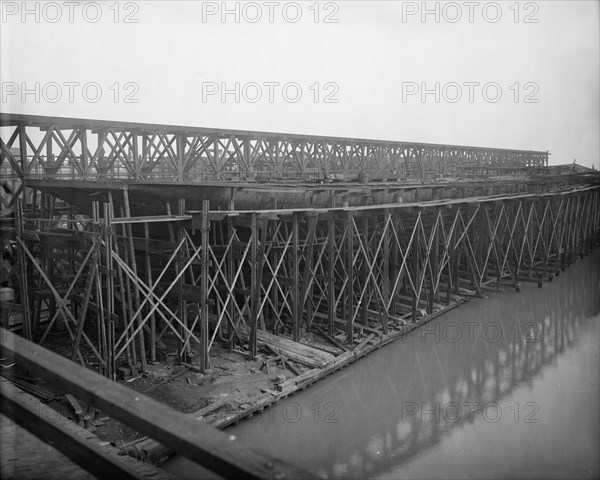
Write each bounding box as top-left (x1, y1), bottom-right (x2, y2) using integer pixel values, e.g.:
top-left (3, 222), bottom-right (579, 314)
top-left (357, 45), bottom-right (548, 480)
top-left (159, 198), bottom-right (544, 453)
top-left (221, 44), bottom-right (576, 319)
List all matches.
top-left (168, 253), bottom-right (600, 479)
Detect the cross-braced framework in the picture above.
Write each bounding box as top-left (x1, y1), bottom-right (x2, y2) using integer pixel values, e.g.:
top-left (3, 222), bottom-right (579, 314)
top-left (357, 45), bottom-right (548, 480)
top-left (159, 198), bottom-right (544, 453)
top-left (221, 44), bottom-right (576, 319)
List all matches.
top-left (1, 113), bottom-right (548, 189)
top-left (3, 183), bottom-right (598, 379)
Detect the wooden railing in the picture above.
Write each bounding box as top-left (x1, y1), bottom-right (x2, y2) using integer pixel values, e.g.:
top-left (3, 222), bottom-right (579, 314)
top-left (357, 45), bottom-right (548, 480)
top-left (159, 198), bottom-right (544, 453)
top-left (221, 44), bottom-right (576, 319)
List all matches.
top-left (0, 327), bottom-right (317, 480)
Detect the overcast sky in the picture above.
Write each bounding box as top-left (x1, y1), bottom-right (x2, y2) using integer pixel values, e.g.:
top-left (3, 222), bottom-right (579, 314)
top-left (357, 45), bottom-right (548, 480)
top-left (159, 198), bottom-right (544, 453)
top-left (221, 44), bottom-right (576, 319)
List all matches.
top-left (1, 0), bottom-right (599, 167)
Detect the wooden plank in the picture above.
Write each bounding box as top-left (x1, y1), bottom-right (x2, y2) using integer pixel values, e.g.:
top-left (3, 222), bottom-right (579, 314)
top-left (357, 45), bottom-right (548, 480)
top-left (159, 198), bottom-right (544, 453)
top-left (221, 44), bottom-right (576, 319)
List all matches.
top-left (0, 328), bottom-right (317, 480)
top-left (299, 337), bottom-right (341, 356)
top-left (110, 215), bottom-right (192, 225)
top-left (0, 381), bottom-right (146, 480)
top-left (276, 368), bottom-right (321, 393)
top-left (314, 325), bottom-right (349, 351)
top-left (190, 399), bottom-right (229, 420)
top-left (355, 333), bottom-right (376, 352)
top-left (261, 343), bottom-right (328, 369)
top-left (257, 330), bottom-right (330, 356)
top-left (280, 356), bottom-right (301, 376)
top-left (255, 330), bottom-right (335, 366)
top-left (65, 393), bottom-right (84, 415)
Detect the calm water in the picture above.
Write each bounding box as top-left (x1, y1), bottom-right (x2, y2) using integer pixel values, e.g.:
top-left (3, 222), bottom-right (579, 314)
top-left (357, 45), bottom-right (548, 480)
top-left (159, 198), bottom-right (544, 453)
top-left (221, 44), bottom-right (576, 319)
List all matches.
top-left (166, 251), bottom-right (600, 479)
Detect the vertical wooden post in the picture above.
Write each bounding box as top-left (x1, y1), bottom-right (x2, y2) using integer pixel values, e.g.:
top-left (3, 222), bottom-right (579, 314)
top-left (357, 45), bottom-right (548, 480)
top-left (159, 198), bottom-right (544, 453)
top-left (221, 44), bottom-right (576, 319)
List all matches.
top-left (559, 197), bottom-right (568, 270)
top-left (107, 192), bottom-right (133, 368)
top-left (257, 218), bottom-right (268, 332)
top-left (226, 213), bottom-right (235, 352)
top-left (411, 223), bottom-right (420, 323)
top-left (390, 211), bottom-right (399, 317)
top-left (200, 200), bottom-right (210, 371)
top-left (175, 206), bottom-right (184, 360)
top-left (94, 201), bottom-right (107, 375)
top-left (119, 207), bottom-right (137, 367)
top-left (144, 222), bottom-right (156, 363)
top-left (292, 212), bottom-right (300, 342)
top-left (433, 209), bottom-right (441, 303)
top-left (249, 213), bottom-right (259, 358)
top-left (383, 209), bottom-right (391, 322)
top-left (103, 203), bottom-right (115, 379)
top-left (178, 199), bottom-right (189, 362)
top-left (123, 186), bottom-right (147, 371)
top-left (494, 206), bottom-right (502, 289)
top-left (540, 199), bottom-right (549, 280)
top-left (271, 220), bottom-right (280, 334)
top-left (346, 210), bottom-right (354, 344)
top-left (361, 214), bottom-right (369, 328)
top-left (327, 208), bottom-right (336, 336)
top-left (453, 209), bottom-right (462, 293)
top-left (445, 208), bottom-right (455, 304)
top-left (15, 200), bottom-right (32, 341)
top-left (299, 214), bottom-right (316, 332)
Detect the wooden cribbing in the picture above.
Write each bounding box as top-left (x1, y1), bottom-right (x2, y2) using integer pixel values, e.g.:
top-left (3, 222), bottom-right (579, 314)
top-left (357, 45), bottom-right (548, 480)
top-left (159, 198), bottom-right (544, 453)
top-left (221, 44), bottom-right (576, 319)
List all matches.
top-left (276, 368), bottom-right (321, 394)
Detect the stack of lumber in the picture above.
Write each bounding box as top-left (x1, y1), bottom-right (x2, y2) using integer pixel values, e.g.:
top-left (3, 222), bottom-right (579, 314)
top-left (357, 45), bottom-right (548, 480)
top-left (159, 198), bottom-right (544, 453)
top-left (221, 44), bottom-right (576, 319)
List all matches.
top-left (255, 330), bottom-right (335, 368)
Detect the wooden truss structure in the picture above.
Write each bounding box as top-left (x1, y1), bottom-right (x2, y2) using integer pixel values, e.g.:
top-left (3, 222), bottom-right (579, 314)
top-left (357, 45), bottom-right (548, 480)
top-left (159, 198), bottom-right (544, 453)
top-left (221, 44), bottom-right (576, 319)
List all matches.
top-left (0, 327), bottom-right (316, 480)
top-left (4, 184), bottom-right (598, 378)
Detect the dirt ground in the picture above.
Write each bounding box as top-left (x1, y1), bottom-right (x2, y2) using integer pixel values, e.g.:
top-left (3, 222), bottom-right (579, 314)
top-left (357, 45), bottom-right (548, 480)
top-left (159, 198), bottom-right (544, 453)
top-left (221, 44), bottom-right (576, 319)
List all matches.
top-left (23, 327), bottom-right (342, 455)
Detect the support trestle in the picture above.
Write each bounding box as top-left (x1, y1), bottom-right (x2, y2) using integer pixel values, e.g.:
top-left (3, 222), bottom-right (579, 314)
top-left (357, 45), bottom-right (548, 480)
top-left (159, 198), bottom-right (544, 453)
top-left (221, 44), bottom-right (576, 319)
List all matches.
top-left (2, 185), bottom-right (599, 378)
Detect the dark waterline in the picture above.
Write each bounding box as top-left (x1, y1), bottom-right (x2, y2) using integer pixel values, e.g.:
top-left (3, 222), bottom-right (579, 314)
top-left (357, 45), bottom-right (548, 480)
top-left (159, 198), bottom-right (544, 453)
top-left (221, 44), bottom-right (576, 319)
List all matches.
top-left (165, 252), bottom-right (600, 479)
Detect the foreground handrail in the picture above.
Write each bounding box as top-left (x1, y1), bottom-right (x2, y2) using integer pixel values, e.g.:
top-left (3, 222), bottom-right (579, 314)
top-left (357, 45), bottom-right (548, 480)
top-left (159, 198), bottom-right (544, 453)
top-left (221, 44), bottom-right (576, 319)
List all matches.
top-left (0, 327), bottom-right (317, 480)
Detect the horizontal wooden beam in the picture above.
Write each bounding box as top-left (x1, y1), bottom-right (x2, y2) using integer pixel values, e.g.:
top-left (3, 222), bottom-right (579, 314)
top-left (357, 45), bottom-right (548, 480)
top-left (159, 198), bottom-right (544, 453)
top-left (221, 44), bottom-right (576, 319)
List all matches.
top-left (110, 215), bottom-right (192, 225)
top-left (0, 379), bottom-right (147, 480)
top-left (0, 328), bottom-right (317, 480)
